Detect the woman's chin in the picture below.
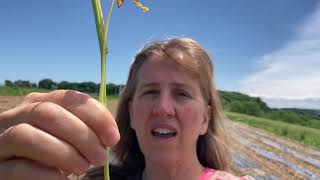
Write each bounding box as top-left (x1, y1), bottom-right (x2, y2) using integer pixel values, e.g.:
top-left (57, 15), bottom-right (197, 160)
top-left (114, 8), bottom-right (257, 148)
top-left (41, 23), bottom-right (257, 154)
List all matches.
top-left (146, 152), bottom-right (179, 168)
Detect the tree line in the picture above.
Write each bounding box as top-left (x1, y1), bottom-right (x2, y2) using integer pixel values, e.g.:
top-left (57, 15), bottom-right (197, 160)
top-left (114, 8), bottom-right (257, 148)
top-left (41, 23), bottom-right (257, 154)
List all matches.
top-left (4, 79), bottom-right (125, 95)
top-left (3, 80), bottom-right (319, 129)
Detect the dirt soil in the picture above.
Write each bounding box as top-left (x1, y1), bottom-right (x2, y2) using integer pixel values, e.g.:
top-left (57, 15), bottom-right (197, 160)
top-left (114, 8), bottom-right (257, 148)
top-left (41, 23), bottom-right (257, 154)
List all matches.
top-left (228, 121), bottom-right (320, 180)
top-left (0, 96), bottom-right (24, 113)
top-left (1, 96), bottom-right (319, 180)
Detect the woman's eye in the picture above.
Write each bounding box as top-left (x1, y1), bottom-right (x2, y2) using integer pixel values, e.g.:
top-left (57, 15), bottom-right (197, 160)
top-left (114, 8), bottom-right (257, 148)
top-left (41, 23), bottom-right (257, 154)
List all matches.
top-left (176, 90), bottom-right (190, 98)
top-left (142, 90), bottom-right (158, 96)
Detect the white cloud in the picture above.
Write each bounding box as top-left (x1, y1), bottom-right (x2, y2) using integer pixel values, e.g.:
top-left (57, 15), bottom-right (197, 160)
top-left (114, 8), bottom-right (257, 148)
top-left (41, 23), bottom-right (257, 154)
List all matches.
top-left (240, 3), bottom-right (320, 108)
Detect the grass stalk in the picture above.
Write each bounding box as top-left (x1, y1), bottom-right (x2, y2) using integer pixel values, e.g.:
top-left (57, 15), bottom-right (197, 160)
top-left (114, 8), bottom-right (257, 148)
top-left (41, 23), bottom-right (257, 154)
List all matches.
top-left (91, 0), bottom-right (116, 180)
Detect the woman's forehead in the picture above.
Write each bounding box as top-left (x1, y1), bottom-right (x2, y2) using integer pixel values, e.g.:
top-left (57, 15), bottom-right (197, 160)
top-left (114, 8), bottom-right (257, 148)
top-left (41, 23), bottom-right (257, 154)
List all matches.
top-left (141, 53), bottom-right (196, 72)
top-left (135, 57), bottom-right (200, 89)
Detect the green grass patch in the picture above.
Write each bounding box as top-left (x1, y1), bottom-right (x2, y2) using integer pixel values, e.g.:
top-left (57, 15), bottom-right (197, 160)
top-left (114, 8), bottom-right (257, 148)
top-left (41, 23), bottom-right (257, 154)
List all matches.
top-left (226, 111), bottom-right (320, 148)
top-left (0, 86), bottom-right (49, 96)
top-left (0, 86), bottom-right (119, 100)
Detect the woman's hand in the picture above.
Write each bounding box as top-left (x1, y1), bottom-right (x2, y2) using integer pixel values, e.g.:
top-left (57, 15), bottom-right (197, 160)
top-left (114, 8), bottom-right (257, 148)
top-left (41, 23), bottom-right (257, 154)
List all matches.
top-left (0, 90), bottom-right (120, 180)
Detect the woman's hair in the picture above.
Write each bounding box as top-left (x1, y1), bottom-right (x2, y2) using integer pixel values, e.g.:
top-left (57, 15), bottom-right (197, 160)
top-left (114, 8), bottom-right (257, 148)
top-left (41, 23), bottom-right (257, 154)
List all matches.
top-left (113, 37), bottom-right (230, 175)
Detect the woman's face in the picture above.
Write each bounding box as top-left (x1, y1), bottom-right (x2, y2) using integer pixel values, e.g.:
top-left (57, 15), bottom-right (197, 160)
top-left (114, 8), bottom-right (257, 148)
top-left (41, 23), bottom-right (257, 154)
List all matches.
top-left (129, 55), bottom-right (210, 167)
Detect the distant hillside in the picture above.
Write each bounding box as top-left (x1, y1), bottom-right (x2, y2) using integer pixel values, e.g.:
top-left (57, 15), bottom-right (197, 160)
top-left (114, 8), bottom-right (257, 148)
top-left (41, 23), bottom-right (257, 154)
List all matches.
top-left (281, 108), bottom-right (320, 119)
top-left (218, 90), bottom-right (320, 129)
top-left (218, 91), bottom-right (270, 114)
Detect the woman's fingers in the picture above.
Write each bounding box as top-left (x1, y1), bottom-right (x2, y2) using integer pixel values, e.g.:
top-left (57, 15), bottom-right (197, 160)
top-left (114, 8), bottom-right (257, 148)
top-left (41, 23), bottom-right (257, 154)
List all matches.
top-left (23, 90), bottom-right (120, 146)
top-left (0, 100), bottom-right (108, 167)
top-left (27, 101), bottom-right (107, 166)
top-left (0, 90), bottom-right (119, 177)
top-left (0, 158), bottom-right (68, 180)
top-left (0, 123), bottom-right (90, 175)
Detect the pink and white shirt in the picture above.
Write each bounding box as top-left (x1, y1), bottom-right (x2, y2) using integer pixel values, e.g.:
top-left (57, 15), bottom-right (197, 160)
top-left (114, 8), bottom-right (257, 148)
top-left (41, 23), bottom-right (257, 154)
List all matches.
top-left (199, 168), bottom-right (253, 180)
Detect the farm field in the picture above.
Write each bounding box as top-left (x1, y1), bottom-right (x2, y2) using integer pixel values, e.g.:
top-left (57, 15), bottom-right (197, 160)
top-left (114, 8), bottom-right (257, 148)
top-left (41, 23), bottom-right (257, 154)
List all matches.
top-left (0, 96), bottom-right (319, 179)
top-left (228, 121), bottom-right (320, 179)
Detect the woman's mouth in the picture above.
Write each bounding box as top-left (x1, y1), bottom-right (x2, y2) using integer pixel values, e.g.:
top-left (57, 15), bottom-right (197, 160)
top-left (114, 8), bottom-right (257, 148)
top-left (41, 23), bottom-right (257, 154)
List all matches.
top-left (151, 128), bottom-right (177, 138)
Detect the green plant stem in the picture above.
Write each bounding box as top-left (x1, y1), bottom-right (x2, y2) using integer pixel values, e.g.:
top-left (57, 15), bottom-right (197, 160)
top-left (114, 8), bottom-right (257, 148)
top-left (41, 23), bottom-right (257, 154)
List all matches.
top-left (100, 51), bottom-right (109, 180)
top-left (92, 0), bottom-right (104, 52)
top-left (91, 0), bottom-right (116, 180)
top-left (104, 0), bottom-right (115, 52)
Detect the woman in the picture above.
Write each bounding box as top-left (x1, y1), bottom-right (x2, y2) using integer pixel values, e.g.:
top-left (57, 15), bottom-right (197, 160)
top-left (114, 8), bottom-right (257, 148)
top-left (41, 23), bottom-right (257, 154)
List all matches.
top-left (0, 38), bottom-right (250, 180)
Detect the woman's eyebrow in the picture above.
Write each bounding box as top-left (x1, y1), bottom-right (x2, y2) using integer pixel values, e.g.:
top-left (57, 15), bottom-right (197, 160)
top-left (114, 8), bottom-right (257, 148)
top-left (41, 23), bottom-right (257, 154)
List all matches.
top-left (171, 82), bottom-right (193, 89)
top-left (138, 82), bottom-right (194, 90)
top-left (139, 82), bottom-right (159, 89)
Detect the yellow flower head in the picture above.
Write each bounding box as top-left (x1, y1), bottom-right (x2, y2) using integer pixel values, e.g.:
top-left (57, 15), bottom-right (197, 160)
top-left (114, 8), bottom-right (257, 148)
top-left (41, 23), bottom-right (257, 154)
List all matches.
top-left (117, 0), bottom-right (149, 12)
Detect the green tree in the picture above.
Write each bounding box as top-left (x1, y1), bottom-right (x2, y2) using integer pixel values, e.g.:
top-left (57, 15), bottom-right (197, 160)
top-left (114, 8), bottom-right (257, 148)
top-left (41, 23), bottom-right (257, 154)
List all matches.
top-left (107, 83), bottom-right (117, 95)
top-left (57, 81), bottom-right (70, 90)
top-left (4, 80), bottom-right (13, 87)
top-left (79, 82), bottom-right (98, 93)
top-left (14, 80), bottom-right (31, 88)
top-left (39, 79), bottom-right (56, 90)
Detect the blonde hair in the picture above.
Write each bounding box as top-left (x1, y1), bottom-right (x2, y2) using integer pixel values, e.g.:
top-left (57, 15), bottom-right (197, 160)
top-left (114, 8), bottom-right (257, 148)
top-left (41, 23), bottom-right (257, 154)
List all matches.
top-left (113, 37), bottom-right (230, 173)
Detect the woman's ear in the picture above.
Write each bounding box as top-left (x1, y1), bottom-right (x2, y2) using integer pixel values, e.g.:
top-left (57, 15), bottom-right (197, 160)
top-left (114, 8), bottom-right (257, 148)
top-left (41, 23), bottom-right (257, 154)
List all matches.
top-left (200, 105), bottom-right (211, 135)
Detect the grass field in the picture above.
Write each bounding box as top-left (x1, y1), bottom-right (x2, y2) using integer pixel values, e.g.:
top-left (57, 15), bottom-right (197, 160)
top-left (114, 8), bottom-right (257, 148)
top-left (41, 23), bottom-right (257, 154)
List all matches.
top-left (0, 86), bottom-right (119, 100)
top-left (226, 111), bottom-right (320, 148)
top-left (0, 86), bottom-right (120, 116)
top-left (0, 86), bottom-right (49, 96)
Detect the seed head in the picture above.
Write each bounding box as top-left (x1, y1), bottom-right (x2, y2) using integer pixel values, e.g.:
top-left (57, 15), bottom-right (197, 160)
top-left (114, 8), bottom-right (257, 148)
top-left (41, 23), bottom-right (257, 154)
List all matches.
top-left (117, 0), bottom-right (149, 12)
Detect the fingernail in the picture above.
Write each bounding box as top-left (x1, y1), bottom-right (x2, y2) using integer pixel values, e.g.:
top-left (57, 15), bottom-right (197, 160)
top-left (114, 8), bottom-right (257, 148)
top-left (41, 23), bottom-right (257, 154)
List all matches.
top-left (92, 146), bottom-right (107, 166)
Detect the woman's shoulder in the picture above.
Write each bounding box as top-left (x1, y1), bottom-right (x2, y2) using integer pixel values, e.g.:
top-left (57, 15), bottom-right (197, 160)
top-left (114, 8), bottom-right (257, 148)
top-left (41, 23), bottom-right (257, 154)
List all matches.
top-left (199, 168), bottom-right (255, 180)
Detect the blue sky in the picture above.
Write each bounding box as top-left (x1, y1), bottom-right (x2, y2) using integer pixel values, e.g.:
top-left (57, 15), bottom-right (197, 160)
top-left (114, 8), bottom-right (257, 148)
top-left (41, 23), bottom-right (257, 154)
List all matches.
top-left (1, 0), bottom-right (320, 109)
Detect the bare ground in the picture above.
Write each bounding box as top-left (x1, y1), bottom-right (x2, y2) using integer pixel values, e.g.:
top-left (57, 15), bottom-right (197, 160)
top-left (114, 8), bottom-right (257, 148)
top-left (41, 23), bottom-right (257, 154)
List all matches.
top-left (0, 96), bottom-right (24, 113)
top-left (228, 121), bottom-right (320, 180)
top-left (1, 96), bottom-right (319, 180)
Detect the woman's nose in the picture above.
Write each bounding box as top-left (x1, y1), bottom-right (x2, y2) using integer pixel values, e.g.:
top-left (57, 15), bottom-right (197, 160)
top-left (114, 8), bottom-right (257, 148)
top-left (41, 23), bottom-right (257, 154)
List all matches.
top-left (152, 93), bottom-right (175, 118)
